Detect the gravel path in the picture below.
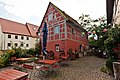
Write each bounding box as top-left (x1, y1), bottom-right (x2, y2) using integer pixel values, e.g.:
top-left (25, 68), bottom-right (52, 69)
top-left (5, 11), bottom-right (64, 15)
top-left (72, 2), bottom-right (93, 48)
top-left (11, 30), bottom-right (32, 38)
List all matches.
top-left (0, 56), bottom-right (114, 80)
top-left (48, 56), bottom-right (114, 80)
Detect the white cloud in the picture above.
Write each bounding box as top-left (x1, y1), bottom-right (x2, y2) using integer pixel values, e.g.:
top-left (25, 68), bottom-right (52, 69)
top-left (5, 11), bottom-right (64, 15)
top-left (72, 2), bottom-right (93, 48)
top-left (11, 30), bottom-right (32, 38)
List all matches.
top-left (0, 0), bottom-right (106, 25)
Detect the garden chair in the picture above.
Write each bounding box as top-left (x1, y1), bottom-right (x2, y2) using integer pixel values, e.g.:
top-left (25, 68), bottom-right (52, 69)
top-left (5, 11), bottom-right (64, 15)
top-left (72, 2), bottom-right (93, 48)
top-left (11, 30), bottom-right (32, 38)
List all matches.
top-left (30, 64), bottom-right (51, 80)
top-left (59, 54), bottom-right (70, 67)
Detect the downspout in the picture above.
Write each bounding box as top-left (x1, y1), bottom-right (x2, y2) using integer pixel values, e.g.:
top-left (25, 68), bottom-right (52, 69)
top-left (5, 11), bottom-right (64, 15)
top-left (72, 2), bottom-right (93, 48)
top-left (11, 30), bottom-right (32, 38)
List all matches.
top-left (4, 33), bottom-right (5, 52)
top-left (64, 20), bottom-right (67, 39)
top-left (64, 19), bottom-right (67, 56)
top-left (0, 23), bottom-right (2, 50)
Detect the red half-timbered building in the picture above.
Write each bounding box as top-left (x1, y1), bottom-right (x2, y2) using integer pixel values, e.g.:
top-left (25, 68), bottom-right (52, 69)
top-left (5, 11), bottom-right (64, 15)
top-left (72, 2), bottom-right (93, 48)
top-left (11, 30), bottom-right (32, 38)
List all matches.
top-left (38, 2), bottom-right (88, 57)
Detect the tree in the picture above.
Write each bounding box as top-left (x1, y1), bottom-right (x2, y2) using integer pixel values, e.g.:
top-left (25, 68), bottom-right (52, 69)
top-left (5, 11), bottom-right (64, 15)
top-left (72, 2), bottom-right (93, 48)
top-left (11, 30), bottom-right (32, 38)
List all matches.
top-left (78, 14), bottom-right (92, 30)
top-left (78, 14), bottom-right (107, 49)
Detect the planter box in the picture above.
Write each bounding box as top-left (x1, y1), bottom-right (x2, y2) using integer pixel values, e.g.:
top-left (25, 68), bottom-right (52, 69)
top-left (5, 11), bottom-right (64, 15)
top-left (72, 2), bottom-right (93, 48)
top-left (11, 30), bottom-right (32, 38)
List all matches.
top-left (113, 62), bottom-right (120, 79)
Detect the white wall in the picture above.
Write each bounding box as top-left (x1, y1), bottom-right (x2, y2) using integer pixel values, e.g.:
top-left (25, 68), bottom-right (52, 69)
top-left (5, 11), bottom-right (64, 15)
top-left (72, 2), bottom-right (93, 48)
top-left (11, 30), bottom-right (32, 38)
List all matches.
top-left (0, 24), bottom-right (2, 50)
top-left (0, 33), bottom-right (37, 50)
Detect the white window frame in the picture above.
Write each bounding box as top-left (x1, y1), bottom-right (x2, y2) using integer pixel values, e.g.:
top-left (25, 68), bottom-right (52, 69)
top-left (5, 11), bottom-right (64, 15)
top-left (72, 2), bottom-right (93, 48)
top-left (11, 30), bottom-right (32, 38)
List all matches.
top-left (48, 12), bottom-right (53, 21)
top-left (54, 25), bottom-right (60, 34)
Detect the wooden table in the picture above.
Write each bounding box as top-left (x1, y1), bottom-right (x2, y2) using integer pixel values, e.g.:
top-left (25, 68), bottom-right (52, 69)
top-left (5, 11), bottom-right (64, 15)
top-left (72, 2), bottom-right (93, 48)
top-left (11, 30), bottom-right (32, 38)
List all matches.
top-left (16, 58), bottom-right (31, 64)
top-left (37, 60), bottom-right (58, 65)
top-left (16, 58), bottom-right (30, 61)
top-left (0, 69), bottom-right (28, 80)
top-left (61, 56), bottom-right (69, 60)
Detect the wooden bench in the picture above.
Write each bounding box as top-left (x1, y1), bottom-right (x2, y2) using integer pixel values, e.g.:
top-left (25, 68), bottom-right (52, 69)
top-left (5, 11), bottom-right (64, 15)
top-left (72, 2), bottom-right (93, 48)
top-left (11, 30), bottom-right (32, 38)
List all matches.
top-left (22, 64), bottom-right (34, 70)
top-left (0, 69), bottom-right (28, 80)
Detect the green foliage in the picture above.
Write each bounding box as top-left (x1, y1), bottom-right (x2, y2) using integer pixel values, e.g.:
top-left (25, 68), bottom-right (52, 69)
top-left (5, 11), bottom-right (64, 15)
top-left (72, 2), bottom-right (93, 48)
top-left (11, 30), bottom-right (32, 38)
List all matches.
top-left (11, 47), bottom-right (29, 58)
top-left (35, 43), bottom-right (42, 55)
top-left (0, 53), bottom-right (11, 68)
top-left (104, 27), bottom-right (120, 58)
top-left (78, 14), bottom-right (91, 29)
top-left (106, 57), bottom-right (117, 73)
top-left (11, 47), bottom-right (23, 58)
top-left (100, 66), bottom-right (108, 73)
top-left (104, 26), bottom-right (120, 74)
top-left (85, 16), bottom-right (108, 49)
top-left (27, 48), bottom-right (36, 56)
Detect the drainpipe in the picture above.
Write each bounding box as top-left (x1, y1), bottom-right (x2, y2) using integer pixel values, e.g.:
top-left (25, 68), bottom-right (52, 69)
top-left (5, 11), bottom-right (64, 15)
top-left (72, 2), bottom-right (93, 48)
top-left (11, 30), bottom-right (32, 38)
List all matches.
top-left (64, 20), bottom-right (67, 56)
top-left (4, 33), bottom-right (5, 52)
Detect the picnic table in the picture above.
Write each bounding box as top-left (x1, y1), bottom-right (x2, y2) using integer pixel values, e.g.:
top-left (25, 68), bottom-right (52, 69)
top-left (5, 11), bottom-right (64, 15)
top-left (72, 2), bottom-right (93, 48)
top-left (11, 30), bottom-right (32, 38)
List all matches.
top-left (16, 58), bottom-right (31, 64)
top-left (16, 58), bottom-right (31, 61)
top-left (37, 60), bottom-right (58, 65)
top-left (26, 60), bottom-right (60, 79)
top-left (61, 56), bottom-right (69, 60)
top-left (0, 69), bottom-right (28, 80)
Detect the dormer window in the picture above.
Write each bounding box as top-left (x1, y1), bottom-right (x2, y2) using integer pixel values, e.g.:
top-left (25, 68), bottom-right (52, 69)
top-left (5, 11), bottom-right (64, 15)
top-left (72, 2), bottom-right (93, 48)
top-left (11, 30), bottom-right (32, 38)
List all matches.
top-left (33, 28), bottom-right (36, 31)
top-left (48, 12), bottom-right (53, 21)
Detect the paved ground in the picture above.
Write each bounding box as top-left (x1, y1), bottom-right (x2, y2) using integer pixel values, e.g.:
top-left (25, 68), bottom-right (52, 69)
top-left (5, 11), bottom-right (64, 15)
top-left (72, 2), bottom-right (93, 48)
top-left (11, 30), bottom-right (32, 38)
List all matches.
top-left (0, 56), bottom-right (114, 80)
top-left (48, 56), bottom-right (114, 80)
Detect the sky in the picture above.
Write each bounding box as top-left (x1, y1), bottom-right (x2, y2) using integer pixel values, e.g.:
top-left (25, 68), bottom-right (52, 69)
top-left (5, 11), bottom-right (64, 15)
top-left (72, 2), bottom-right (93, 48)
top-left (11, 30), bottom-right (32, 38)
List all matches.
top-left (0, 0), bottom-right (106, 26)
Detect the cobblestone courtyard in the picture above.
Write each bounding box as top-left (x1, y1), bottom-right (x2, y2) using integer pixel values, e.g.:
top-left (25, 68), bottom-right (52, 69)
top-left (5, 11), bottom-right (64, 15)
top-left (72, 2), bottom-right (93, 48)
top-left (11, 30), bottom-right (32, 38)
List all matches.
top-left (49, 56), bottom-right (114, 80)
top-left (0, 56), bottom-right (114, 80)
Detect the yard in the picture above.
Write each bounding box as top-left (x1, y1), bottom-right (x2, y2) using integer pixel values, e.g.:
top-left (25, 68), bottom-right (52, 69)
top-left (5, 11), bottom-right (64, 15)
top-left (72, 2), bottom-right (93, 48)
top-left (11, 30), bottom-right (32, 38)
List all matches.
top-left (34, 56), bottom-right (113, 80)
top-left (0, 56), bottom-right (114, 80)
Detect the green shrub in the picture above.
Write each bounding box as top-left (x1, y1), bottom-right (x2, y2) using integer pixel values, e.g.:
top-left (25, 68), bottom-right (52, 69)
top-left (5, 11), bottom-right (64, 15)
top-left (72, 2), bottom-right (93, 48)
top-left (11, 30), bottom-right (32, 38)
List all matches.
top-left (11, 47), bottom-right (23, 58)
top-left (106, 57), bottom-right (117, 73)
top-left (0, 53), bottom-right (11, 68)
top-left (104, 27), bottom-right (120, 74)
top-left (11, 47), bottom-right (29, 58)
top-left (35, 42), bottom-right (42, 54)
top-left (27, 48), bottom-right (36, 56)
top-left (100, 66), bottom-right (108, 73)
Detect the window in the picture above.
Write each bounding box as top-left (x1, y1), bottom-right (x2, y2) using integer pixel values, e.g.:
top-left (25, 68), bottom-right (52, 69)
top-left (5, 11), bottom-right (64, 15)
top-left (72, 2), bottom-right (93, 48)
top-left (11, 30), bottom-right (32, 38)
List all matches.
top-left (54, 25), bottom-right (60, 34)
top-left (21, 44), bottom-right (23, 47)
top-left (8, 43), bottom-right (11, 47)
top-left (8, 35), bottom-right (11, 38)
top-left (14, 43), bottom-right (18, 47)
top-left (27, 37), bottom-right (29, 40)
top-left (15, 35), bottom-right (18, 39)
top-left (26, 44), bottom-right (29, 47)
top-left (48, 13), bottom-right (53, 21)
top-left (72, 28), bottom-right (75, 34)
top-left (54, 14), bottom-right (56, 19)
top-left (21, 36), bottom-right (24, 40)
top-left (55, 44), bottom-right (59, 52)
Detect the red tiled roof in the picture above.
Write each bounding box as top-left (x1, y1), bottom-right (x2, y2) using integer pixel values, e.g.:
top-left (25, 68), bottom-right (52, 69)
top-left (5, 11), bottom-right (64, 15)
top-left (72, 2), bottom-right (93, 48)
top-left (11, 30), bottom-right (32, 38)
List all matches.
top-left (26, 23), bottom-right (38, 38)
top-left (0, 18), bottom-right (38, 37)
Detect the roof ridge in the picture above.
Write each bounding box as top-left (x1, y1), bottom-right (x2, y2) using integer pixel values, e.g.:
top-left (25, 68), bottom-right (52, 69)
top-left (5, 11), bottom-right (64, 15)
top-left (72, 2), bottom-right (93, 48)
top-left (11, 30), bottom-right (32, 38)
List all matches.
top-left (0, 17), bottom-right (25, 26)
top-left (26, 22), bottom-right (38, 27)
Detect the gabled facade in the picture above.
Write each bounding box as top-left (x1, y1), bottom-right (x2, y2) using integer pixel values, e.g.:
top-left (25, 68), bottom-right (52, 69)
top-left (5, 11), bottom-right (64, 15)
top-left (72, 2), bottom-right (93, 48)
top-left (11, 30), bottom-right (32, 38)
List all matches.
top-left (38, 2), bottom-right (88, 57)
top-left (0, 18), bottom-right (38, 50)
